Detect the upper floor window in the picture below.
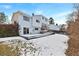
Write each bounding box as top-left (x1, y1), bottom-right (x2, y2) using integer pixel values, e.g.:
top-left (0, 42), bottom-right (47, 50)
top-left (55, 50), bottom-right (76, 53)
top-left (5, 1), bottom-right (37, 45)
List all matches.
top-left (23, 16), bottom-right (29, 21)
top-left (36, 19), bottom-right (40, 23)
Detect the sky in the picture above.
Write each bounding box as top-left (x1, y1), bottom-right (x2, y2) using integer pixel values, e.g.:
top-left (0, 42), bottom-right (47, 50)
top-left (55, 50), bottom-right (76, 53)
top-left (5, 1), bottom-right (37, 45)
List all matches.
top-left (0, 3), bottom-right (73, 24)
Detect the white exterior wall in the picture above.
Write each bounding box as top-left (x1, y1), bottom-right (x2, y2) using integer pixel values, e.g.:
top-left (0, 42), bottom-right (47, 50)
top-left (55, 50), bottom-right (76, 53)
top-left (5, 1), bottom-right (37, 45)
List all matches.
top-left (12, 11), bottom-right (49, 35)
top-left (32, 16), bottom-right (42, 34)
top-left (32, 16), bottom-right (42, 27)
top-left (31, 15), bottom-right (49, 34)
top-left (18, 15), bottom-right (33, 35)
top-left (41, 16), bottom-right (49, 26)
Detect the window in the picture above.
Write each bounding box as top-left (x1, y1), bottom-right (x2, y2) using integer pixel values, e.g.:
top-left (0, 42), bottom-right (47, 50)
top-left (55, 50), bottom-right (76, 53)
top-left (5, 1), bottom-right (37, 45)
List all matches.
top-left (36, 19), bottom-right (40, 23)
top-left (35, 28), bottom-right (38, 30)
top-left (23, 27), bottom-right (27, 34)
top-left (23, 27), bottom-right (29, 34)
top-left (23, 16), bottom-right (29, 21)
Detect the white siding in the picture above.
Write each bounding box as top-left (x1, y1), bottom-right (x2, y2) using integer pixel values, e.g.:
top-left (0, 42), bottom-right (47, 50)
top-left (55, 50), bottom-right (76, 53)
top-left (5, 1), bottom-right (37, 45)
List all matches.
top-left (31, 15), bottom-right (49, 34)
top-left (18, 15), bottom-right (32, 35)
top-left (12, 11), bottom-right (50, 35)
top-left (48, 24), bottom-right (60, 31)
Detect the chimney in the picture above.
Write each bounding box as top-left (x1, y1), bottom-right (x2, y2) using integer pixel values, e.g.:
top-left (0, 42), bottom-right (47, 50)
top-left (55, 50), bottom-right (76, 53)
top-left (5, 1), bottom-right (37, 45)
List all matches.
top-left (32, 13), bottom-right (34, 16)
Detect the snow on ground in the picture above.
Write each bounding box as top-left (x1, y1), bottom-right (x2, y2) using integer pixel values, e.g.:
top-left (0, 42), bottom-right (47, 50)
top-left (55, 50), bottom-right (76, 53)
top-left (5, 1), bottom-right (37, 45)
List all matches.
top-left (0, 34), bottom-right (69, 56)
top-left (0, 37), bottom-right (26, 41)
top-left (28, 34), bottom-right (69, 56)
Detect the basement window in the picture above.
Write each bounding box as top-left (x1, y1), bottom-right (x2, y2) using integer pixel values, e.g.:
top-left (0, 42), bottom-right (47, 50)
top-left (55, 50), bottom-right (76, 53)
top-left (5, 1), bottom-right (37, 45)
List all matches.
top-left (35, 28), bottom-right (38, 30)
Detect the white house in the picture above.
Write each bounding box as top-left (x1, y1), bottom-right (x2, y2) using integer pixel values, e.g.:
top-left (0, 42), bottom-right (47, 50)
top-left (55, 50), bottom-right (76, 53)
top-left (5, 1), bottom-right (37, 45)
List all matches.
top-left (48, 24), bottom-right (60, 31)
top-left (32, 14), bottom-right (49, 33)
top-left (11, 11), bottom-right (49, 35)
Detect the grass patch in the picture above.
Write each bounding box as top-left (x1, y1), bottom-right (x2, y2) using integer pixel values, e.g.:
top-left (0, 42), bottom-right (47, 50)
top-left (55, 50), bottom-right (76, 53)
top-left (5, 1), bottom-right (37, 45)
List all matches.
top-left (0, 44), bottom-right (19, 56)
top-left (0, 39), bottom-right (39, 56)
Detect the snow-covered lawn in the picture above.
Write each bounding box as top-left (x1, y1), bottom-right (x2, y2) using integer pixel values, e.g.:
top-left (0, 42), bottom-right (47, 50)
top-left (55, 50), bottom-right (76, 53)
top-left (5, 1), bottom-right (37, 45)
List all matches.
top-left (0, 36), bottom-right (25, 41)
top-left (28, 34), bottom-right (69, 56)
top-left (0, 34), bottom-right (69, 56)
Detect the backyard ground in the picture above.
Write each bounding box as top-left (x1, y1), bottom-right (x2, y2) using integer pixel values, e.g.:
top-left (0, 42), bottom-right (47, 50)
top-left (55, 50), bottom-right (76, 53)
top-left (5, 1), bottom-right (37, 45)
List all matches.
top-left (0, 34), bottom-right (69, 56)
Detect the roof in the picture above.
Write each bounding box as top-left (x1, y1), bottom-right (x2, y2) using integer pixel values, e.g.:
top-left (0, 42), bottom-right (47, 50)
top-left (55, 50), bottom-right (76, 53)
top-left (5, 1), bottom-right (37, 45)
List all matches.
top-left (13, 11), bottom-right (31, 17)
top-left (11, 11), bottom-right (31, 22)
top-left (32, 15), bottom-right (48, 19)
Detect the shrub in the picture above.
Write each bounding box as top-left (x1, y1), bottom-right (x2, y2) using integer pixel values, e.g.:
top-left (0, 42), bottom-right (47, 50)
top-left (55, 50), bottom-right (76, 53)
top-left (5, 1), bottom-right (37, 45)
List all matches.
top-left (0, 24), bottom-right (19, 37)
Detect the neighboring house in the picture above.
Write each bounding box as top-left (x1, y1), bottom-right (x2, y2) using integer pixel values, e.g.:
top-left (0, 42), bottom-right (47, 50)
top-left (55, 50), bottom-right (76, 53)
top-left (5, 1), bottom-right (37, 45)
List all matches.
top-left (48, 24), bottom-right (60, 31)
top-left (60, 24), bottom-right (68, 32)
top-left (11, 11), bottom-right (49, 35)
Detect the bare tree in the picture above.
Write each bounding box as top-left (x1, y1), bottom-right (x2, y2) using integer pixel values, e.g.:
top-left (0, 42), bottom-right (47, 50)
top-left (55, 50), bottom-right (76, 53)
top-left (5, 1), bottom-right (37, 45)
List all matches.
top-left (0, 12), bottom-right (7, 23)
top-left (66, 4), bottom-right (79, 56)
top-left (66, 4), bottom-right (79, 25)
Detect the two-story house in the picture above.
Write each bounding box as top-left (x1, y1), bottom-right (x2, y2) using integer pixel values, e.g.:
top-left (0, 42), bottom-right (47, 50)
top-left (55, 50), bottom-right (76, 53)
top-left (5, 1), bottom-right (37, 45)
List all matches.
top-left (11, 11), bottom-right (49, 35)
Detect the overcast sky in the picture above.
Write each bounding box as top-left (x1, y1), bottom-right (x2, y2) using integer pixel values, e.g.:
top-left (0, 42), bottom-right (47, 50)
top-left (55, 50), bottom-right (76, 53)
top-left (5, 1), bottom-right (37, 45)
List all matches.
top-left (0, 3), bottom-right (73, 24)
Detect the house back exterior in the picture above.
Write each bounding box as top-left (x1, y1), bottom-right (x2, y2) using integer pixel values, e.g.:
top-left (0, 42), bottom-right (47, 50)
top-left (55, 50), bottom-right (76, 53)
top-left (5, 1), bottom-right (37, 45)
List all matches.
top-left (11, 11), bottom-right (49, 35)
